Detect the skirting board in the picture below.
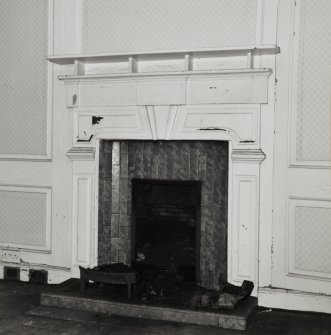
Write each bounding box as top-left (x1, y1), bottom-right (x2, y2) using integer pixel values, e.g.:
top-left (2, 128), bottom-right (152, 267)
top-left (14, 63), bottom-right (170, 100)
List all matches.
top-left (0, 264), bottom-right (71, 285)
top-left (258, 288), bottom-right (331, 314)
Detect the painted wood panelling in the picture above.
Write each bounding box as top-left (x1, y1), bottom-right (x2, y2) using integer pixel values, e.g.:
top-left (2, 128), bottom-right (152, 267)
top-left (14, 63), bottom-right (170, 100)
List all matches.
top-left (0, 186), bottom-right (51, 251)
top-left (288, 198), bottom-right (331, 280)
top-left (272, 0), bottom-right (331, 304)
top-left (0, 0), bottom-right (52, 159)
top-left (72, 173), bottom-right (93, 268)
top-left (172, 105), bottom-right (260, 146)
top-left (230, 164), bottom-right (259, 286)
top-left (82, 0), bottom-right (258, 53)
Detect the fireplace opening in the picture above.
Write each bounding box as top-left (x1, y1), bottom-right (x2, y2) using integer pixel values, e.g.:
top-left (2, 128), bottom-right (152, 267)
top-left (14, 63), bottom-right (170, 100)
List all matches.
top-left (131, 179), bottom-right (201, 283)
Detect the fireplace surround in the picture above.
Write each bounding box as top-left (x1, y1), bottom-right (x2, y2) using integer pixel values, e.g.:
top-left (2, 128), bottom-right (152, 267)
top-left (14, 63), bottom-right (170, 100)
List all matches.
top-left (55, 47), bottom-right (273, 296)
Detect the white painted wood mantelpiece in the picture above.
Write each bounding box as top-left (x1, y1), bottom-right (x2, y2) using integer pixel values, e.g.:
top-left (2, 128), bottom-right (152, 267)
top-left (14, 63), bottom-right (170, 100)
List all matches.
top-left (60, 68), bottom-right (271, 149)
top-left (55, 48), bottom-right (276, 295)
top-left (48, 45), bottom-right (280, 67)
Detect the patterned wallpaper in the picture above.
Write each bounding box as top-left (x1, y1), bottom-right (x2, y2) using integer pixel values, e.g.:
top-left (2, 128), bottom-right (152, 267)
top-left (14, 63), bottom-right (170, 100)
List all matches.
top-left (0, 190), bottom-right (47, 247)
top-left (0, 0), bottom-right (48, 155)
top-left (296, 0), bottom-right (331, 162)
top-left (82, 0), bottom-right (258, 54)
top-left (295, 206), bottom-right (331, 273)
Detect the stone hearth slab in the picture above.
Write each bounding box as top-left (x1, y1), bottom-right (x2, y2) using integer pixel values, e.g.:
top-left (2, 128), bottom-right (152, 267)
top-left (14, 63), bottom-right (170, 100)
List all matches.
top-left (40, 280), bottom-right (257, 330)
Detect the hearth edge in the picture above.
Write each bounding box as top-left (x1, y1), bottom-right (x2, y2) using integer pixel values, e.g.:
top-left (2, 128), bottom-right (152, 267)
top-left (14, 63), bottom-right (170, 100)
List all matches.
top-left (40, 290), bottom-right (257, 330)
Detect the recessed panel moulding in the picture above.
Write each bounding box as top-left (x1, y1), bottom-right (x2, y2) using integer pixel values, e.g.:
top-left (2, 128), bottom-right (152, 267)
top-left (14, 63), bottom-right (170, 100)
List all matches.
top-left (98, 140), bottom-right (228, 290)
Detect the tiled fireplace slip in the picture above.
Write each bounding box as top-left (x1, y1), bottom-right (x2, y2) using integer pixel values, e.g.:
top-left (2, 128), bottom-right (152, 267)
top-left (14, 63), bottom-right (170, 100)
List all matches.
top-left (98, 140), bottom-right (228, 289)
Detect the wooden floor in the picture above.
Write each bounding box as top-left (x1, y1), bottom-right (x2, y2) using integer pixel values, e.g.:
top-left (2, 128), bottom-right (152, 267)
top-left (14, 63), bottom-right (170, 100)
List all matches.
top-left (1, 280), bottom-right (331, 335)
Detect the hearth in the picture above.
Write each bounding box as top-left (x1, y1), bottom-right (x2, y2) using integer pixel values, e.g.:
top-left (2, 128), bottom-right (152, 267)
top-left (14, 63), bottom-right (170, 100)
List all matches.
top-left (40, 278), bottom-right (257, 330)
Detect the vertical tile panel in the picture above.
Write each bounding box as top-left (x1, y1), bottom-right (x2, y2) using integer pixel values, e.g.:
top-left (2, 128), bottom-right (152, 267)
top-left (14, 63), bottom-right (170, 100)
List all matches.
top-left (172, 142), bottom-right (182, 179)
top-left (134, 142), bottom-right (144, 178)
top-left (181, 142), bottom-right (190, 179)
top-left (165, 142), bottom-right (174, 179)
top-left (189, 142), bottom-right (198, 179)
top-left (158, 141), bottom-right (166, 179)
top-left (143, 141), bottom-right (152, 178)
top-left (151, 154), bottom-right (159, 179)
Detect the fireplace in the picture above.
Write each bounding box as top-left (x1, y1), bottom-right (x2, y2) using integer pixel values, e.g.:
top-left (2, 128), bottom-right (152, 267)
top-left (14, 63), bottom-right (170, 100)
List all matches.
top-left (98, 140), bottom-right (228, 289)
top-left (60, 51), bottom-right (271, 296)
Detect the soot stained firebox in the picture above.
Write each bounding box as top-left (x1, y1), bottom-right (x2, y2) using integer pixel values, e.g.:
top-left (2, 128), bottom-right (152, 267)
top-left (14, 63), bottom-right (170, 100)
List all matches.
top-left (132, 179), bottom-right (201, 282)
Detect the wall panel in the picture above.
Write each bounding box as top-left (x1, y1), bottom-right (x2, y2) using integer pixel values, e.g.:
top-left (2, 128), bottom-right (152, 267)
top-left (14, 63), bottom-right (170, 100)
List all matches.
top-left (0, 0), bottom-right (49, 156)
top-left (0, 187), bottom-right (51, 250)
top-left (272, 0), bottom-right (331, 301)
top-left (295, 0), bottom-right (331, 162)
top-left (82, 0), bottom-right (258, 54)
top-left (288, 198), bottom-right (331, 279)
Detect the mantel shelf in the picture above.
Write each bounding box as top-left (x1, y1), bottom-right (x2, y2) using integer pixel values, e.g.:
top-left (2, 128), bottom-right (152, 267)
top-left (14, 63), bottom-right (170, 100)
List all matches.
top-left (58, 68), bottom-right (273, 82)
top-left (48, 45), bottom-right (280, 65)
